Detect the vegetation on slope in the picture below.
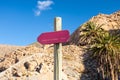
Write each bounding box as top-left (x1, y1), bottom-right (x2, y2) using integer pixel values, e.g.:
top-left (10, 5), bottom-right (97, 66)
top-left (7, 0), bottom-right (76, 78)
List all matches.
top-left (81, 22), bottom-right (120, 80)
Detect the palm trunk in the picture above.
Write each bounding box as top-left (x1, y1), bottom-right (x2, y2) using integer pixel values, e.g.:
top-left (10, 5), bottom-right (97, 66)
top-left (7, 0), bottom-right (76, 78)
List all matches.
top-left (108, 56), bottom-right (115, 80)
top-left (114, 55), bottom-right (119, 80)
top-left (100, 55), bottom-right (105, 79)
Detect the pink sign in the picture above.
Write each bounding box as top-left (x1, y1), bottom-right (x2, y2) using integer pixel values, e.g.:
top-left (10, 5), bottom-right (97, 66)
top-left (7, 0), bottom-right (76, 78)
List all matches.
top-left (37, 30), bottom-right (70, 44)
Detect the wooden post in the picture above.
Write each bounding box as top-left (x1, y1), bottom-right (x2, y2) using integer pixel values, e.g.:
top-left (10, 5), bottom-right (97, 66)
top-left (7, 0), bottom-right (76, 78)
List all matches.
top-left (54, 17), bottom-right (62, 80)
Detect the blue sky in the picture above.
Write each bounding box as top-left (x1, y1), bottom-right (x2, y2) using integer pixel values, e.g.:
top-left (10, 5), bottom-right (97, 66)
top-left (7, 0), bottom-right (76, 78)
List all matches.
top-left (0, 0), bottom-right (120, 46)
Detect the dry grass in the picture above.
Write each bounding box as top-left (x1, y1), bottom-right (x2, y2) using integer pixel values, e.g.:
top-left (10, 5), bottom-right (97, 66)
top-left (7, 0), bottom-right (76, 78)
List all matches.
top-left (63, 54), bottom-right (75, 60)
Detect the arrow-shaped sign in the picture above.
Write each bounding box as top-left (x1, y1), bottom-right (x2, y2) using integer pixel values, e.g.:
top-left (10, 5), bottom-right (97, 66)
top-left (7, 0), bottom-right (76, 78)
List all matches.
top-left (37, 30), bottom-right (70, 44)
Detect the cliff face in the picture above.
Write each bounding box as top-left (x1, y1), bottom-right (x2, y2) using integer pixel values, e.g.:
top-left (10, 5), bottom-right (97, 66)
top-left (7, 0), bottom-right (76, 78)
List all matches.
top-left (69, 11), bottom-right (120, 45)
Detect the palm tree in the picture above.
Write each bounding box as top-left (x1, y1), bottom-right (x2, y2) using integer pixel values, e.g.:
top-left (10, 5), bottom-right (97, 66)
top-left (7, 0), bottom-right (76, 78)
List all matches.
top-left (80, 22), bottom-right (104, 45)
top-left (80, 22), bottom-right (120, 79)
top-left (89, 29), bottom-right (120, 80)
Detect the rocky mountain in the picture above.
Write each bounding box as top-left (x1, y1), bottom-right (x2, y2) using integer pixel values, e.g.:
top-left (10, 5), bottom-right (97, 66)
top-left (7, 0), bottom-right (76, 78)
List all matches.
top-left (69, 11), bottom-right (120, 45)
top-left (0, 11), bottom-right (120, 80)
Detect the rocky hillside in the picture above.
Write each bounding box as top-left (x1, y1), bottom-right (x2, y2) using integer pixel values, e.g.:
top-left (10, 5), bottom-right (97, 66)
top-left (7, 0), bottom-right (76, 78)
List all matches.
top-left (0, 44), bottom-right (96, 80)
top-left (69, 11), bottom-right (120, 45)
top-left (90, 11), bottom-right (120, 30)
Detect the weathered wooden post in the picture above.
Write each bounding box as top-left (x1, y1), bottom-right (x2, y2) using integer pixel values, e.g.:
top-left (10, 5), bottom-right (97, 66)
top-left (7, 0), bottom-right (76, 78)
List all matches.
top-left (54, 17), bottom-right (62, 80)
top-left (37, 17), bottom-right (69, 80)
